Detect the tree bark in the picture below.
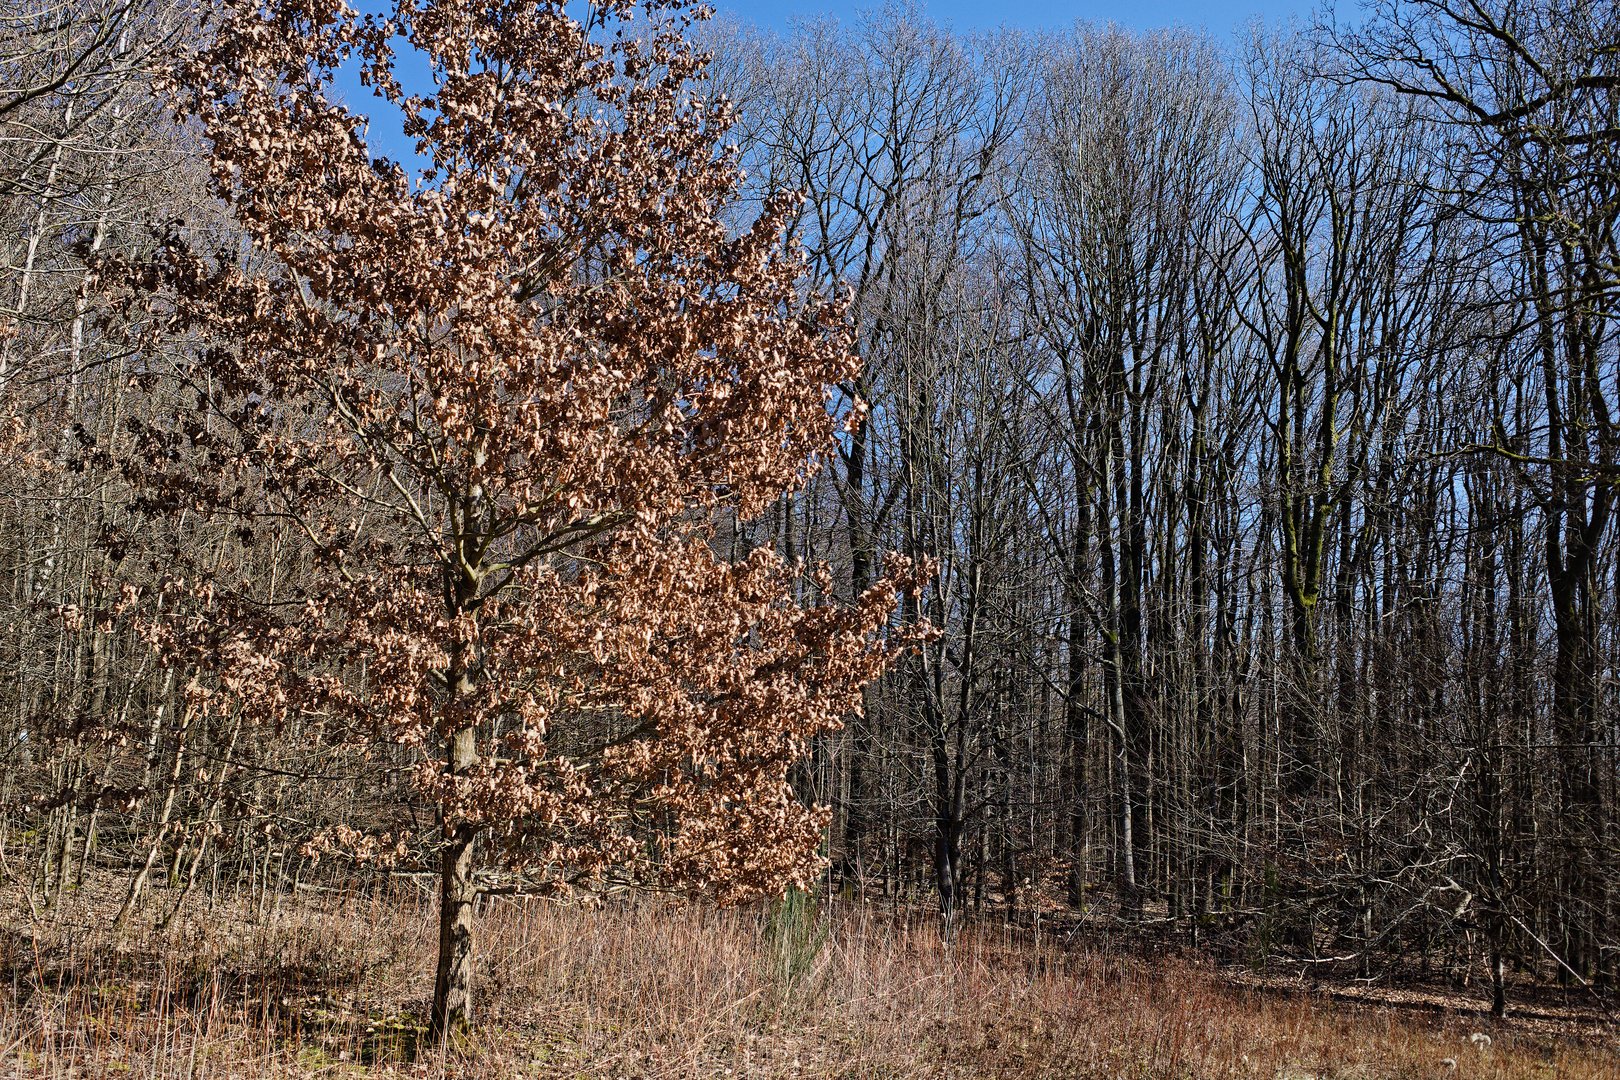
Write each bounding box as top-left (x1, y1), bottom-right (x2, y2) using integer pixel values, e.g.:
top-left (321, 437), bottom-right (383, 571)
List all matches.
top-left (431, 723), bottom-right (478, 1038)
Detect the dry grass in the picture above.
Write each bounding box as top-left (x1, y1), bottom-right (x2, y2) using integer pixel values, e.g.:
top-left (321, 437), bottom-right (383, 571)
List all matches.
top-left (0, 880), bottom-right (1614, 1078)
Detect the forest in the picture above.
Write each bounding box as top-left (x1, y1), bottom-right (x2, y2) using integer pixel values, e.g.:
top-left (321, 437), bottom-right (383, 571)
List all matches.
top-left (2, 0), bottom-right (1618, 1075)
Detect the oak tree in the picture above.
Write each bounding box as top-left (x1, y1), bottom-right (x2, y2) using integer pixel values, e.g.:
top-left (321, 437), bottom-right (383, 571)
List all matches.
top-left (110, 0), bottom-right (916, 1034)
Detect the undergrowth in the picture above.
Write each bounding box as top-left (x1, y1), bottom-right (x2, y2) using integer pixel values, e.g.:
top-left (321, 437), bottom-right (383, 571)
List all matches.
top-left (0, 879), bottom-right (1613, 1078)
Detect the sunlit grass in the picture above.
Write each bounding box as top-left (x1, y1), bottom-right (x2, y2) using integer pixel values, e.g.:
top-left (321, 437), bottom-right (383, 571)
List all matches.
top-left (0, 879), bottom-right (1612, 1078)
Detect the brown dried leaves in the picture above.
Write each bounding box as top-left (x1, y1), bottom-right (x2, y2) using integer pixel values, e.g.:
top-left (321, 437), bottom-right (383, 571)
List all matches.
top-left (120, 0), bottom-right (920, 898)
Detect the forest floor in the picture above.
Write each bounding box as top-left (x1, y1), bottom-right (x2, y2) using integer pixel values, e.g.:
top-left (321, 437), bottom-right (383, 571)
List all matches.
top-left (0, 876), bottom-right (1615, 1079)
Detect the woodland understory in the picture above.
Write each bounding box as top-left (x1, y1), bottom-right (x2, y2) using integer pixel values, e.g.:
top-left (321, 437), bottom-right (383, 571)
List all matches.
top-left (4, 0), bottom-right (1620, 1071)
top-left (1, 875), bottom-right (1617, 1079)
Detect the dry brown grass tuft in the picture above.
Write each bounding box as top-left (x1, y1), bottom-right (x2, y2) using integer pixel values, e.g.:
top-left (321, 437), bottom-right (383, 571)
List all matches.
top-left (0, 881), bottom-right (1613, 1078)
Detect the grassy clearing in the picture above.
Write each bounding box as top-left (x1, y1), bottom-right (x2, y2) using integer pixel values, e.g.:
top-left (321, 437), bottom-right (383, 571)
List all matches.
top-left (0, 881), bottom-right (1613, 1078)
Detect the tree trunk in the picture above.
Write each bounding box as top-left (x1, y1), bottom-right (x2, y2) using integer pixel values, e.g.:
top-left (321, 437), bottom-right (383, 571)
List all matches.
top-left (431, 723), bottom-right (478, 1037)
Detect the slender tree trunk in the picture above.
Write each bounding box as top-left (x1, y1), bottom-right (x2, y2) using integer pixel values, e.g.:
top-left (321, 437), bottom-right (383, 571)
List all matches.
top-left (431, 721), bottom-right (478, 1037)
top-left (114, 701), bottom-right (191, 929)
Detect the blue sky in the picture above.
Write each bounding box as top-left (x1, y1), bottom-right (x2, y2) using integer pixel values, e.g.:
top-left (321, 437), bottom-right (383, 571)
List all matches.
top-left (709, 0), bottom-right (1321, 37)
top-left (332, 0), bottom-right (1325, 168)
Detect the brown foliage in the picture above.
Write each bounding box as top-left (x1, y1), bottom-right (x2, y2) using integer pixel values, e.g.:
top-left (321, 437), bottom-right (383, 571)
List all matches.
top-left (103, 0), bottom-right (918, 905)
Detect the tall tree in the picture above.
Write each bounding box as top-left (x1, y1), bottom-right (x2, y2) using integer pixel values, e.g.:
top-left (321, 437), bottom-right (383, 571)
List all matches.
top-left (109, 0), bottom-right (916, 1034)
top-left (1339, 0), bottom-right (1620, 984)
